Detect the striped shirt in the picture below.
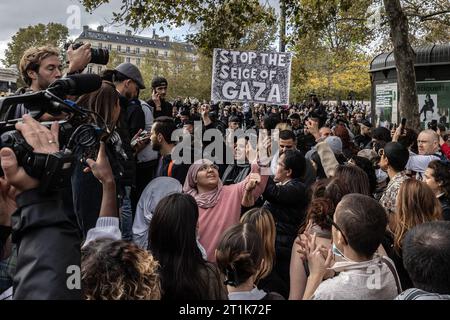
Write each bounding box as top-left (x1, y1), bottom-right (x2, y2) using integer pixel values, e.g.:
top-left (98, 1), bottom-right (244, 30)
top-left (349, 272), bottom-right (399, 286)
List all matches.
top-left (395, 288), bottom-right (450, 300)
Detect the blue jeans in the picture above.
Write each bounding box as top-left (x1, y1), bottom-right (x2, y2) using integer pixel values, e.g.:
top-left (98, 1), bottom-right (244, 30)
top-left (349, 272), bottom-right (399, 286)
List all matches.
top-left (121, 186), bottom-right (133, 241)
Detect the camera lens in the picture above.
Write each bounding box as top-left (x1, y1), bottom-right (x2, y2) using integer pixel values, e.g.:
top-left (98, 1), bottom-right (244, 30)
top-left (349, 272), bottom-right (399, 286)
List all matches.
top-left (90, 48), bottom-right (110, 65)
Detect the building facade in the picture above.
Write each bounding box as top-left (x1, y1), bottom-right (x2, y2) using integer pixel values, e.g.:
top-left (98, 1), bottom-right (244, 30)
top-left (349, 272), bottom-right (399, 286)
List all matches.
top-left (75, 25), bottom-right (197, 74)
top-left (0, 67), bottom-right (19, 96)
top-left (369, 44), bottom-right (450, 127)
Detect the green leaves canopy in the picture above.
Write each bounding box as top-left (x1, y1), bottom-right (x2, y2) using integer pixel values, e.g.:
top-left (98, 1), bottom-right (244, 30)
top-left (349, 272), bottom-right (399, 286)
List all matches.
top-left (2, 23), bottom-right (69, 68)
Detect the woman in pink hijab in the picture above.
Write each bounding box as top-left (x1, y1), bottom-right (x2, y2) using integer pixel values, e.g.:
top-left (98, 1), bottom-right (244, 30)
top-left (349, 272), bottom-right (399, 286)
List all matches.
top-left (183, 159), bottom-right (268, 262)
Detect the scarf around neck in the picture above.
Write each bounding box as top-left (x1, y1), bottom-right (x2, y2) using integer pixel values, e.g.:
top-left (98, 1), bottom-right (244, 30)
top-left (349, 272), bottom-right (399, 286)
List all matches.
top-left (183, 159), bottom-right (223, 209)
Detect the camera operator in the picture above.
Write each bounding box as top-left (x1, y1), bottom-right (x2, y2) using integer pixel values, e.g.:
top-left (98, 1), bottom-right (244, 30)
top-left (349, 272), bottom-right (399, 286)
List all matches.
top-left (0, 114), bottom-right (81, 299)
top-left (13, 44), bottom-right (91, 119)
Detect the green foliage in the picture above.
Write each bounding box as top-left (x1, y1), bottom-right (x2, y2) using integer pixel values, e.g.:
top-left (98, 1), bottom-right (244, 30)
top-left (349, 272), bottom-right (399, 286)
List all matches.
top-left (80, 0), bottom-right (447, 105)
top-left (138, 45), bottom-right (212, 101)
top-left (2, 23), bottom-right (69, 68)
top-left (286, 0), bottom-right (374, 50)
top-left (80, 0), bottom-right (276, 56)
top-left (186, 1), bottom-right (276, 55)
top-left (106, 50), bottom-right (124, 69)
top-left (290, 36), bottom-right (371, 103)
top-left (401, 0), bottom-right (450, 46)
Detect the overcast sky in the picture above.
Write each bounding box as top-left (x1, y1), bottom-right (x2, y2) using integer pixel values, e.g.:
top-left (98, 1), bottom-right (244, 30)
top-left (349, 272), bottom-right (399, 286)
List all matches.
top-left (0, 0), bottom-right (280, 67)
top-left (0, 0), bottom-right (194, 66)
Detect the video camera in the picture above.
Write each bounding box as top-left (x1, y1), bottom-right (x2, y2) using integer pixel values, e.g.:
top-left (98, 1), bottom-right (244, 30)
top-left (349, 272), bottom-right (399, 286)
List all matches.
top-left (0, 74), bottom-right (105, 193)
top-left (64, 41), bottom-right (109, 65)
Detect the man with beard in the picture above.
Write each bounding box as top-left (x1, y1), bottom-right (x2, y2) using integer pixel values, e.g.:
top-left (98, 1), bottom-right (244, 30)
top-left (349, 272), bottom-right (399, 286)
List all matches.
top-left (270, 130), bottom-right (316, 188)
top-left (112, 62), bottom-right (147, 240)
top-left (151, 116), bottom-right (189, 185)
top-left (13, 44), bottom-right (91, 119)
top-left (148, 76), bottom-right (172, 118)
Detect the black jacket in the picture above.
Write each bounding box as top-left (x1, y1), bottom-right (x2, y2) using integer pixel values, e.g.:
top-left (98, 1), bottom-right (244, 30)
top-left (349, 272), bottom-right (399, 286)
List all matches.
top-left (148, 99), bottom-right (173, 119)
top-left (116, 96), bottom-right (145, 187)
top-left (354, 134), bottom-right (372, 150)
top-left (439, 195), bottom-right (450, 221)
top-left (12, 189), bottom-right (82, 299)
top-left (263, 178), bottom-right (308, 255)
top-left (221, 164), bottom-right (251, 185)
top-left (155, 154), bottom-right (190, 185)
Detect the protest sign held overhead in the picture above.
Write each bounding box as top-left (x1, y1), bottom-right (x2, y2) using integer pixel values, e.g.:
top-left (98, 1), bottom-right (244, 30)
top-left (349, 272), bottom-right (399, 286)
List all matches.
top-left (211, 49), bottom-right (292, 105)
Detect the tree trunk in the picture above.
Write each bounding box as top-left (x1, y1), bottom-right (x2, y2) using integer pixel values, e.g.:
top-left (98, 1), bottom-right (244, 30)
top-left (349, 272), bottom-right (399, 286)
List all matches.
top-left (383, 0), bottom-right (420, 130)
top-left (279, 0), bottom-right (286, 52)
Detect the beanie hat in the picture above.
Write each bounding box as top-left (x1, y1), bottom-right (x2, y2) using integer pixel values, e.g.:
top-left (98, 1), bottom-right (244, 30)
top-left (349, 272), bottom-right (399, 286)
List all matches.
top-left (151, 76), bottom-right (168, 88)
top-left (325, 136), bottom-right (343, 154)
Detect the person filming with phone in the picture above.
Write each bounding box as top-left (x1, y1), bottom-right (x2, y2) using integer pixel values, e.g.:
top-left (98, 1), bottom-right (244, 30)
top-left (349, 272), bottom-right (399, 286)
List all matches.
top-left (148, 76), bottom-right (172, 119)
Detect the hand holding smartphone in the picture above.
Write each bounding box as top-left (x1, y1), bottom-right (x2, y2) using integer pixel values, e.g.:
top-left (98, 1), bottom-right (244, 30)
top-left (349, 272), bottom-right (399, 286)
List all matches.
top-left (400, 118), bottom-right (407, 136)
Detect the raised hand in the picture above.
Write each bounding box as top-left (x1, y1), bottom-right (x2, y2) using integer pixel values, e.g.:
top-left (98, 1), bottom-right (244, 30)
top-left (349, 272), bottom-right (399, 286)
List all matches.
top-left (84, 142), bottom-right (114, 185)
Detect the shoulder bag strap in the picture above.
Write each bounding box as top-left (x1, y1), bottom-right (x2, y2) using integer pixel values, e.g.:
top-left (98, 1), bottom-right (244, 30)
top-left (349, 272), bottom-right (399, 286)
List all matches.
top-left (381, 256), bottom-right (402, 294)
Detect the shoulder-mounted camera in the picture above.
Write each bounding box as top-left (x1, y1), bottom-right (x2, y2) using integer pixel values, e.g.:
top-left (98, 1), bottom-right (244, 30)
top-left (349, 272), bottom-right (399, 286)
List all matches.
top-left (0, 74), bottom-right (106, 193)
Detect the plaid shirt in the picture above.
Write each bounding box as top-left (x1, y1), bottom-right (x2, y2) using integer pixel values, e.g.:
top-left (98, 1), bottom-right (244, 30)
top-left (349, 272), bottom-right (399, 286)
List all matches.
top-left (379, 171), bottom-right (410, 214)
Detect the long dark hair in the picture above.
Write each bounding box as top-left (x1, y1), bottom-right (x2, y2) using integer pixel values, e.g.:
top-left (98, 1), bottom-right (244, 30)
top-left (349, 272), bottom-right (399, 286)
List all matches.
top-left (76, 80), bottom-right (119, 133)
top-left (428, 160), bottom-right (450, 196)
top-left (148, 193), bottom-right (222, 300)
top-left (334, 164), bottom-right (371, 196)
top-left (350, 156), bottom-right (378, 195)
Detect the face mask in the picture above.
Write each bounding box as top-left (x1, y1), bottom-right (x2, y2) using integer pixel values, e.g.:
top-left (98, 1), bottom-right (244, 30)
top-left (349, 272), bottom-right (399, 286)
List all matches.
top-left (332, 243), bottom-right (344, 258)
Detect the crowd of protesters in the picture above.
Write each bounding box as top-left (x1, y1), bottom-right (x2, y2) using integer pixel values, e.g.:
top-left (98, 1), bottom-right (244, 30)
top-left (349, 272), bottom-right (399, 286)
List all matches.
top-left (0, 43), bottom-right (450, 301)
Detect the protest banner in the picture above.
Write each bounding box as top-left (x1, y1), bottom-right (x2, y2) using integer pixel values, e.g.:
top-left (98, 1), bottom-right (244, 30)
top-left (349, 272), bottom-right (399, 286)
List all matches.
top-left (211, 48), bottom-right (292, 105)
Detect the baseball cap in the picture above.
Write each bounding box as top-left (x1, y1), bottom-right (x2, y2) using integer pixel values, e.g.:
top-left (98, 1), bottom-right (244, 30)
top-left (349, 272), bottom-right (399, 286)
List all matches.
top-left (383, 142), bottom-right (409, 172)
top-left (115, 63), bottom-right (146, 89)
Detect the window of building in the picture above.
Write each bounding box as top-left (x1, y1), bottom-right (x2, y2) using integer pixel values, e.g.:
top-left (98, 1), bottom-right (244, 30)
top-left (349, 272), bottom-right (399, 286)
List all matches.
top-left (136, 48), bottom-right (140, 54)
top-left (126, 57), bottom-right (131, 63)
top-left (164, 51), bottom-right (168, 57)
top-left (88, 66), bottom-right (93, 74)
top-left (97, 66), bottom-right (103, 74)
top-left (146, 49), bottom-right (150, 54)
top-left (136, 58), bottom-right (141, 66)
top-left (126, 47), bottom-right (130, 53)
top-left (107, 44), bottom-right (112, 50)
top-left (117, 45), bottom-right (121, 52)
top-left (98, 43), bottom-right (102, 49)
top-left (155, 50), bottom-right (158, 56)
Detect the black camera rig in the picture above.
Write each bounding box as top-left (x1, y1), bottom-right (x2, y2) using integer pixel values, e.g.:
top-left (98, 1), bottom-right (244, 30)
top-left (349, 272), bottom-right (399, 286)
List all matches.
top-left (0, 74), bottom-right (105, 193)
top-left (64, 41), bottom-right (109, 66)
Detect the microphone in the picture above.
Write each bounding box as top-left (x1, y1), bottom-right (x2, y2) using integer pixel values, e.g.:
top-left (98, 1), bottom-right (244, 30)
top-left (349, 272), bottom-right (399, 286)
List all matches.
top-left (48, 74), bottom-right (102, 97)
top-left (0, 74), bottom-right (102, 122)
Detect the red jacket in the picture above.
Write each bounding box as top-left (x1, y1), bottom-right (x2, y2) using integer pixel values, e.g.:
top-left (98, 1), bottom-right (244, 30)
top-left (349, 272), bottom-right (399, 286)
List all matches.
top-left (441, 142), bottom-right (450, 160)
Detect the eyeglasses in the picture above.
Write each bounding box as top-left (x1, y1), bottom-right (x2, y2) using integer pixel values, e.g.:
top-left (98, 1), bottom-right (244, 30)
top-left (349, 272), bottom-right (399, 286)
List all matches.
top-left (198, 164), bottom-right (219, 172)
top-left (326, 215), bottom-right (348, 244)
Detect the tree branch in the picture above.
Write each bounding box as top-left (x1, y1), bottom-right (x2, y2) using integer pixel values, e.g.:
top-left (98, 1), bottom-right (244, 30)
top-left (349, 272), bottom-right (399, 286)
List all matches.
top-left (406, 10), bottom-right (450, 21)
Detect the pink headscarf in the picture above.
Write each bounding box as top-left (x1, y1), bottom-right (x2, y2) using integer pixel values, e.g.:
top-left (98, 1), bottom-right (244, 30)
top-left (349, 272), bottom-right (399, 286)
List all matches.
top-left (183, 159), bottom-right (223, 209)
